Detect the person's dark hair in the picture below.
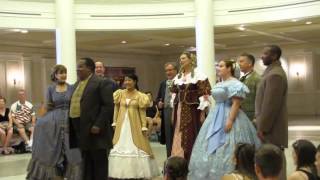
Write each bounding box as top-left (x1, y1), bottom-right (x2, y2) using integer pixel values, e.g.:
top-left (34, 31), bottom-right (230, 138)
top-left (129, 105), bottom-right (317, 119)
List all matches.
top-left (266, 45), bottom-right (282, 60)
top-left (164, 156), bottom-right (188, 180)
top-left (240, 53), bottom-right (255, 66)
top-left (234, 143), bottom-right (256, 178)
top-left (222, 59), bottom-right (236, 76)
top-left (0, 96), bottom-right (6, 103)
top-left (50, 64), bottom-right (67, 82)
top-left (125, 74), bottom-right (139, 90)
top-left (255, 144), bottom-right (283, 178)
top-left (292, 139), bottom-right (317, 174)
top-left (81, 57), bottom-right (96, 72)
top-left (164, 62), bottom-right (178, 71)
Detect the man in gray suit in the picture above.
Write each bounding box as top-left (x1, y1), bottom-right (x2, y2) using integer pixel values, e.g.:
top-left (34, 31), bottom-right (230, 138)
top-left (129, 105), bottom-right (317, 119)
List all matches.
top-left (238, 53), bottom-right (261, 121)
top-left (157, 62), bottom-right (178, 157)
top-left (255, 45), bottom-right (288, 179)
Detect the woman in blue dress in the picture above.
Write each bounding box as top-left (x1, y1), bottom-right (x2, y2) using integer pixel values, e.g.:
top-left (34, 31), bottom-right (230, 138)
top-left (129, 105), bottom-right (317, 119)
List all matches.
top-left (27, 65), bottom-right (82, 180)
top-left (188, 59), bottom-right (261, 180)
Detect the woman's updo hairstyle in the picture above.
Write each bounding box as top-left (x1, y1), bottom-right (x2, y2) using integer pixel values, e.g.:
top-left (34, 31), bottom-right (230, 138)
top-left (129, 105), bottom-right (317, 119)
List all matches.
top-left (50, 64), bottom-right (67, 82)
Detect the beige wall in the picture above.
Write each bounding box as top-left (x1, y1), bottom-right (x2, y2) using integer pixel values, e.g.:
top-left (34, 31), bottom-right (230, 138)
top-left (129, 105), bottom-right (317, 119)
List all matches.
top-left (0, 45), bottom-right (318, 116)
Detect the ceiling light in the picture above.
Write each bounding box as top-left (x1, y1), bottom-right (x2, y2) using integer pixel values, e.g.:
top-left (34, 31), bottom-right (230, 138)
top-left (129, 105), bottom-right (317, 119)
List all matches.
top-left (20, 30), bottom-right (28, 34)
top-left (121, 40), bottom-right (127, 44)
top-left (291, 19), bottom-right (298, 22)
top-left (305, 21), bottom-right (312, 25)
top-left (237, 27), bottom-right (246, 31)
top-left (240, 24), bottom-right (245, 27)
top-left (164, 43), bottom-right (170, 46)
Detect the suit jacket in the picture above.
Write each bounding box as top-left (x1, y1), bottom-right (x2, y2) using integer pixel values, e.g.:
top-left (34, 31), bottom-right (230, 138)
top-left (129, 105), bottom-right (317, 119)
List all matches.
top-left (157, 80), bottom-right (167, 144)
top-left (70, 74), bottom-right (114, 150)
top-left (241, 71), bottom-right (261, 120)
top-left (255, 61), bottom-right (288, 147)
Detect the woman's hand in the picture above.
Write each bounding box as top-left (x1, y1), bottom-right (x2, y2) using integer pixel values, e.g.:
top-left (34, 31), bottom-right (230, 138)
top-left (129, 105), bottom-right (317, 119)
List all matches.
top-left (224, 119), bottom-right (233, 133)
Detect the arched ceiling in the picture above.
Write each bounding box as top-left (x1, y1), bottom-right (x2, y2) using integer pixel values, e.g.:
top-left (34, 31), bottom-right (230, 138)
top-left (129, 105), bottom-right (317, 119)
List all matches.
top-left (0, 16), bottom-right (319, 55)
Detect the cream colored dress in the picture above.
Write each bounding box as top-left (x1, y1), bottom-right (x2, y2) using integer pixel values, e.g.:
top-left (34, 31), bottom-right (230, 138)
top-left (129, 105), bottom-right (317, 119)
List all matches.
top-left (108, 89), bottom-right (159, 179)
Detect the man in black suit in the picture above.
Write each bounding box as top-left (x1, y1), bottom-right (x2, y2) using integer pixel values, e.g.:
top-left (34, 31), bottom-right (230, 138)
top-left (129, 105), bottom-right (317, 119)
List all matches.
top-left (157, 62), bottom-right (178, 157)
top-left (69, 57), bottom-right (114, 180)
top-left (95, 61), bottom-right (119, 92)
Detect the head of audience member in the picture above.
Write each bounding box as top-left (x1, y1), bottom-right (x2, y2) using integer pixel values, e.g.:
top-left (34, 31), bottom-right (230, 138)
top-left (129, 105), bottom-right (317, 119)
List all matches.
top-left (217, 59), bottom-right (236, 80)
top-left (238, 53), bottom-right (255, 74)
top-left (124, 74), bottom-right (139, 91)
top-left (164, 156), bottom-right (188, 180)
top-left (164, 62), bottom-right (178, 80)
top-left (51, 64), bottom-right (67, 84)
top-left (17, 89), bottom-right (27, 104)
top-left (179, 51), bottom-right (196, 73)
top-left (255, 144), bottom-right (283, 180)
top-left (292, 139), bottom-right (317, 174)
top-left (315, 145), bottom-right (320, 176)
top-left (95, 61), bottom-right (105, 77)
top-left (77, 57), bottom-right (95, 81)
top-left (0, 96), bottom-right (6, 110)
top-left (261, 45), bottom-right (282, 66)
top-left (233, 143), bottom-right (256, 178)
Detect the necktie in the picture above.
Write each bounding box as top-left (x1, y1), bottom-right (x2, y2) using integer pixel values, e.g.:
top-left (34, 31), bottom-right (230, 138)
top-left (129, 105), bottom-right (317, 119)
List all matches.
top-left (240, 75), bottom-right (246, 82)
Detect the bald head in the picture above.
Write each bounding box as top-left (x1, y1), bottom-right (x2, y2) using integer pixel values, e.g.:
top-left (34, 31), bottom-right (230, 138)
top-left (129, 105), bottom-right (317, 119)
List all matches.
top-left (95, 61), bottom-right (105, 77)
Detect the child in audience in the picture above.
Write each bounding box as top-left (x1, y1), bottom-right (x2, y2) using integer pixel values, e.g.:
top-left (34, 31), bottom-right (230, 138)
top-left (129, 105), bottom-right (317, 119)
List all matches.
top-left (288, 139), bottom-right (319, 180)
top-left (255, 144), bottom-right (283, 180)
top-left (222, 143), bottom-right (257, 180)
top-left (163, 156), bottom-right (188, 180)
top-left (316, 145), bottom-right (320, 178)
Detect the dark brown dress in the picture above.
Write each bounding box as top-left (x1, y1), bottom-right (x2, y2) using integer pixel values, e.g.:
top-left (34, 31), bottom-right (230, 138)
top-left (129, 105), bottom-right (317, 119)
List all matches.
top-left (170, 70), bottom-right (211, 162)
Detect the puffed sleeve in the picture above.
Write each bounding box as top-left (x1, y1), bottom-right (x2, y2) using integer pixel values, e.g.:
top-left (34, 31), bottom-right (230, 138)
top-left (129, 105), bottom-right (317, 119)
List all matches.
top-left (227, 81), bottom-right (250, 99)
top-left (112, 89), bottom-right (123, 126)
top-left (138, 92), bottom-right (150, 131)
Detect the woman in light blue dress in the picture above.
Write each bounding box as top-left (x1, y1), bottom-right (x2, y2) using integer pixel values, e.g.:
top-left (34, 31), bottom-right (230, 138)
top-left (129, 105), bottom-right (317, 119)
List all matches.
top-left (188, 59), bottom-right (261, 180)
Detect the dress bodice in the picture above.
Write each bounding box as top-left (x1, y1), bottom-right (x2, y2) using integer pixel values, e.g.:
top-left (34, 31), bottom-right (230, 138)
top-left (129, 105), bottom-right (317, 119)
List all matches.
top-left (48, 84), bottom-right (73, 110)
top-left (212, 79), bottom-right (249, 104)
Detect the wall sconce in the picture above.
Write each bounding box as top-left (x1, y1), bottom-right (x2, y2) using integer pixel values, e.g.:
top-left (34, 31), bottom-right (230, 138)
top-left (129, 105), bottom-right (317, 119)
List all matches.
top-left (290, 63), bottom-right (306, 78)
top-left (8, 70), bottom-right (24, 87)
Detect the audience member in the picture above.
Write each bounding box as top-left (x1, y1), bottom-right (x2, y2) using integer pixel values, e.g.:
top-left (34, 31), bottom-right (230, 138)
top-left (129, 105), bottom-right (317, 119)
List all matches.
top-left (10, 89), bottom-right (35, 151)
top-left (288, 139), bottom-right (318, 180)
top-left (255, 144), bottom-right (283, 180)
top-left (163, 156), bottom-right (188, 180)
top-left (146, 91), bottom-right (161, 138)
top-left (0, 96), bottom-right (13, 155)
top-left (222, 143), bottom-right (257, 180)
top-left (316, 145), bottom-right (320, 178)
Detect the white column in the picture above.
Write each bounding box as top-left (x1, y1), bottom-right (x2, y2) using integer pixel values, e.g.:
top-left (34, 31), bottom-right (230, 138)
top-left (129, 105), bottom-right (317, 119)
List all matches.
top-left (194, 0), bottom-right (215, 85)
top-left (55, 0), bottom-right (77, 83)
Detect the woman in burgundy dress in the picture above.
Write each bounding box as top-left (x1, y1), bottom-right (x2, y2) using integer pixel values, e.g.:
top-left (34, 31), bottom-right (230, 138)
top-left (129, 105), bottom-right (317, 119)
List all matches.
top-left (170, 51), bottom-right (211, 162)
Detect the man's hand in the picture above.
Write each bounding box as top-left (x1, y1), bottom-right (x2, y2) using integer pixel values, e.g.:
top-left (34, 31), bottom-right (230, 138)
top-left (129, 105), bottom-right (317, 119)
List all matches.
top-left (158, 100), bottom-right (164, 109)
top-left (90, 126), bottom-right (101, 134)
